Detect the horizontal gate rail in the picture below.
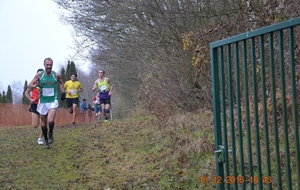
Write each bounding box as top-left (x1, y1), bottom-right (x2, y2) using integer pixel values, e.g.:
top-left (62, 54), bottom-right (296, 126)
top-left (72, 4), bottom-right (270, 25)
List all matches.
top-left (211, 17), bottom-right (300, 48)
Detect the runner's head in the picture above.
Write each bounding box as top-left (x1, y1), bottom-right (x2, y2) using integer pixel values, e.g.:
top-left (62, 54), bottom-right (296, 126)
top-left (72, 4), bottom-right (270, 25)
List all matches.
top-left (98, 69), bottom-right (105, 78)
top-left (70, 73), bottom-right (77, 81)
top-left (43, 58), bottom-right (53, 74)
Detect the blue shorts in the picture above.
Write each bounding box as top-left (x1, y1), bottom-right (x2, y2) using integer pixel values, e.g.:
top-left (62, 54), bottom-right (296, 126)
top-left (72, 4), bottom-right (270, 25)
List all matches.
top-left (94, 104), bottom-right (102, 113)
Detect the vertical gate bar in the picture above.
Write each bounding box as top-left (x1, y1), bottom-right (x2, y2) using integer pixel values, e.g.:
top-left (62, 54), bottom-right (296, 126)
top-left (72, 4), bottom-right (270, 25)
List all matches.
top-left (234, 42), bottom-right (245, 190)
top-left (210, 45), bottom-right (224, 190)
top-left (220, 46), bottom-right (231, 190)
top-left (278, 29), bottom-right (292, 189)
top-left (269, 32), bottom-right (282, 189)
top-left (251, 37), bottom-right (263, 190)
top-left (288, 26), bottom-right (300, 188)
top-left (227, 44), bottom-right (238, 190)
top-left (259, 35), bottom-right (272, 190)
top-left (243, 39), bottom-right (254, 190)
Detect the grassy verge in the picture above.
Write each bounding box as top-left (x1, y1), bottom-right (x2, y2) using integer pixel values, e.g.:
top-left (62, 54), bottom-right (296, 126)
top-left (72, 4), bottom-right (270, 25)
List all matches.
top-left (0, 111), bottom-right (216, 190)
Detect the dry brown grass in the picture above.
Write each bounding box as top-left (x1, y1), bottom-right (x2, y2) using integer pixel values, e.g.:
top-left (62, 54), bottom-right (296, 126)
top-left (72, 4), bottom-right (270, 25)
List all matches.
top-left (0, 103), bottom-right (80, 127)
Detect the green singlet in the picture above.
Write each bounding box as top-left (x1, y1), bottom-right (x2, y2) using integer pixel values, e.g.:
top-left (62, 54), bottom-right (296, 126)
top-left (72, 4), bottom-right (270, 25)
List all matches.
top-left (97, 77), bottom-right (110, 99)
top-left (38, 70), bottom-right (58, 103)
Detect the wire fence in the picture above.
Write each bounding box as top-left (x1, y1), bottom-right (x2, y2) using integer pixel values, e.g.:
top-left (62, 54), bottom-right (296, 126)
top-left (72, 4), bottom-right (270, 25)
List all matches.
top-left (0, 103), bottom-right (134, 127)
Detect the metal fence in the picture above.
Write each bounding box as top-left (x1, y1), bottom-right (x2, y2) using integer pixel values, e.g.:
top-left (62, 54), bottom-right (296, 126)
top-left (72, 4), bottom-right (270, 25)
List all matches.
top-left (210, 17), bottom-right (300, 190)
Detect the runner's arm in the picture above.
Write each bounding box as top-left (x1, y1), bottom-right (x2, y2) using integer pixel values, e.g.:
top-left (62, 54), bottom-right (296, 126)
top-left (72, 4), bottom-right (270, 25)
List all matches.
top-left (24, 88), bottom-right (35, 103)
top-left (78, 83), bottom-right (83, 92)
top-left (28, 72), bottom-right (41, 88)
top-left (56, 73), bottom-right (65, 93)
top-left (92, 80), bottom-right (98, 92)
top-left (107, 78), bottom-right (113, 96)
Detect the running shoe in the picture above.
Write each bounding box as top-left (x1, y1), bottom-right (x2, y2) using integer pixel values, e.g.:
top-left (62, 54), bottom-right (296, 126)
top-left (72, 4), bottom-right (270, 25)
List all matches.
top-left (48, 131), bottom-right (53, 144)
top-left (44, 140), bottom-right (50, 149)
top-left (72, 122), bottom-right (76, 125)
top-left (38, 138), bottom-right (43, 145)
top-left (104, 119), bottom-right (108, 123)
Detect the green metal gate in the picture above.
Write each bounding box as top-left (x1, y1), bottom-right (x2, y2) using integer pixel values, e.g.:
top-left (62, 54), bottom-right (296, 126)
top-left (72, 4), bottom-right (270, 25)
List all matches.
top-left (210, 17), bottom-right (300, 190)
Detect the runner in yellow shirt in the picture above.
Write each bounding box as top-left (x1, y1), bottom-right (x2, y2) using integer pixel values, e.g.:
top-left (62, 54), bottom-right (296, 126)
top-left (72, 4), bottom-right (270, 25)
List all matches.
top-left (64, 73), bottom-right (83, 125)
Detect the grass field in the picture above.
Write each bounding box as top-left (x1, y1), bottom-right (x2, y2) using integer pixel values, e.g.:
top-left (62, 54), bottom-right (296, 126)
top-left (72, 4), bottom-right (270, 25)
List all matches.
top-left (0, 104), bottom-right (217, 189)
top-left (1, 103), bottom-right (299, 189)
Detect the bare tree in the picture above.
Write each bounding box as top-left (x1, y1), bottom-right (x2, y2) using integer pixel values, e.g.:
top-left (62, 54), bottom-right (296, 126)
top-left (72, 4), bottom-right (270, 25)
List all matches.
top-left (53, 0), bottom-right (204, 114)
top-left (11, 81), bottom-right (24, 104)
top-left (53, 0), bottom-right (300, 117)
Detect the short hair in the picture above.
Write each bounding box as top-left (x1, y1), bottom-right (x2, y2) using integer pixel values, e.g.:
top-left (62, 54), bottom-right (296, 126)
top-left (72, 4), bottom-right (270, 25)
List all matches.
top-left (37, 68), bottom-right (43, 73)
top-left (99, 69), bottom-right (105, 74)
top-left (43, 57), bottom-right (53, 64)
top-left (70, 73), bottom-right (77, 77)
top-left (83, 98), bottom-right (86, 101)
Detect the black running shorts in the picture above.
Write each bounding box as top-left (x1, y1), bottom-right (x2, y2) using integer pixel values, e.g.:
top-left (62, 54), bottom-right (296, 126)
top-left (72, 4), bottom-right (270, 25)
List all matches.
top-left (66, 98), bottom-right (79, 108)
top-left (100, 97), bottom-right (111, 105)
top-left (29, 103), bottom-right (40, 115)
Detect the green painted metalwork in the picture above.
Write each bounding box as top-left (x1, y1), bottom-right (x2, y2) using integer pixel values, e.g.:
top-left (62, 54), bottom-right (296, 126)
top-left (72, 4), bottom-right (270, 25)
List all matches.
top-left (210, 17), bottom-right (300, 190)
top-left (235, 42), bottom-right (246, 190)
top-left (227, 44), bottom-right (238, 190)
top-left (259, 34), bottom-right (272, 190)
top-left (289, 27), bottom-right (300, 189)
top-left (251, 37), bottom-right (263, 190)
top-left (278, 29), bottom-right (292, 189)
top-left (220, 46), bottom-right (231, 190)
top-left (211, 45), bottom-right (223, 190)
top-left (269, 32), bottom-right (282, 189)
top-left (243, 39), bottom-right (254, 190)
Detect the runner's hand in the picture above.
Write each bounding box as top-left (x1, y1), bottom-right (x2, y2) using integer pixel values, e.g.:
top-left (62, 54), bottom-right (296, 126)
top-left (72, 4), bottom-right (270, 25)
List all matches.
top-left (61, 92), bottom-right (66, 101)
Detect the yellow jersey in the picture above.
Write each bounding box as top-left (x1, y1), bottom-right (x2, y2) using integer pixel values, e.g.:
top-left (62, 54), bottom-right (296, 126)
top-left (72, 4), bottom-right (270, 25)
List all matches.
top-left (64, 80), bottom-right (82, 98)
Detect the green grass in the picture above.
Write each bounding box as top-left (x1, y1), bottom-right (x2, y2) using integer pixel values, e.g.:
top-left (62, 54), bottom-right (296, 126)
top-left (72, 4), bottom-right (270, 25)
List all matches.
top-left (0, 112), bottom-right (216, 190)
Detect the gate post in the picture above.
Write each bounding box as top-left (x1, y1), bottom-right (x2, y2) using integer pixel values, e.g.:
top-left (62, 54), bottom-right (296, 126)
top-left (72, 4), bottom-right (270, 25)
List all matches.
top-left (211, 46), bottom-right (224, 190)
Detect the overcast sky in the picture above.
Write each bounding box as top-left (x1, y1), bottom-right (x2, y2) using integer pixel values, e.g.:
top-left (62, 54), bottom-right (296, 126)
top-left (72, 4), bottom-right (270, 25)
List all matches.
top-left (0, 0), bottom-right (89, 92)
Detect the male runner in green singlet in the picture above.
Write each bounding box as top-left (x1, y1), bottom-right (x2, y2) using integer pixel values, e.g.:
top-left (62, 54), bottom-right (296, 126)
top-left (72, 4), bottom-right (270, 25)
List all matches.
top-left (28, 57), bottom-right (65, 149)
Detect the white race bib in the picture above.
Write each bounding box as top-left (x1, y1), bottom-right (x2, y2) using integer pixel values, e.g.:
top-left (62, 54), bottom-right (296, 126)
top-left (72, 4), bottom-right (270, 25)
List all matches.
top-left (42, 88), bottom-right (54, 96)
top-left (100, 84), bottom-right (107, 91)
top-left (70, 89), bottom-right (77, 95)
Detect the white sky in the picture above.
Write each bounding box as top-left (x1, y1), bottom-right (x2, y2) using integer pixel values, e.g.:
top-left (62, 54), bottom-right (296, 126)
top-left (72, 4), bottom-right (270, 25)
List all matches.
top-left (0, 0), bottom-right (88, 92)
